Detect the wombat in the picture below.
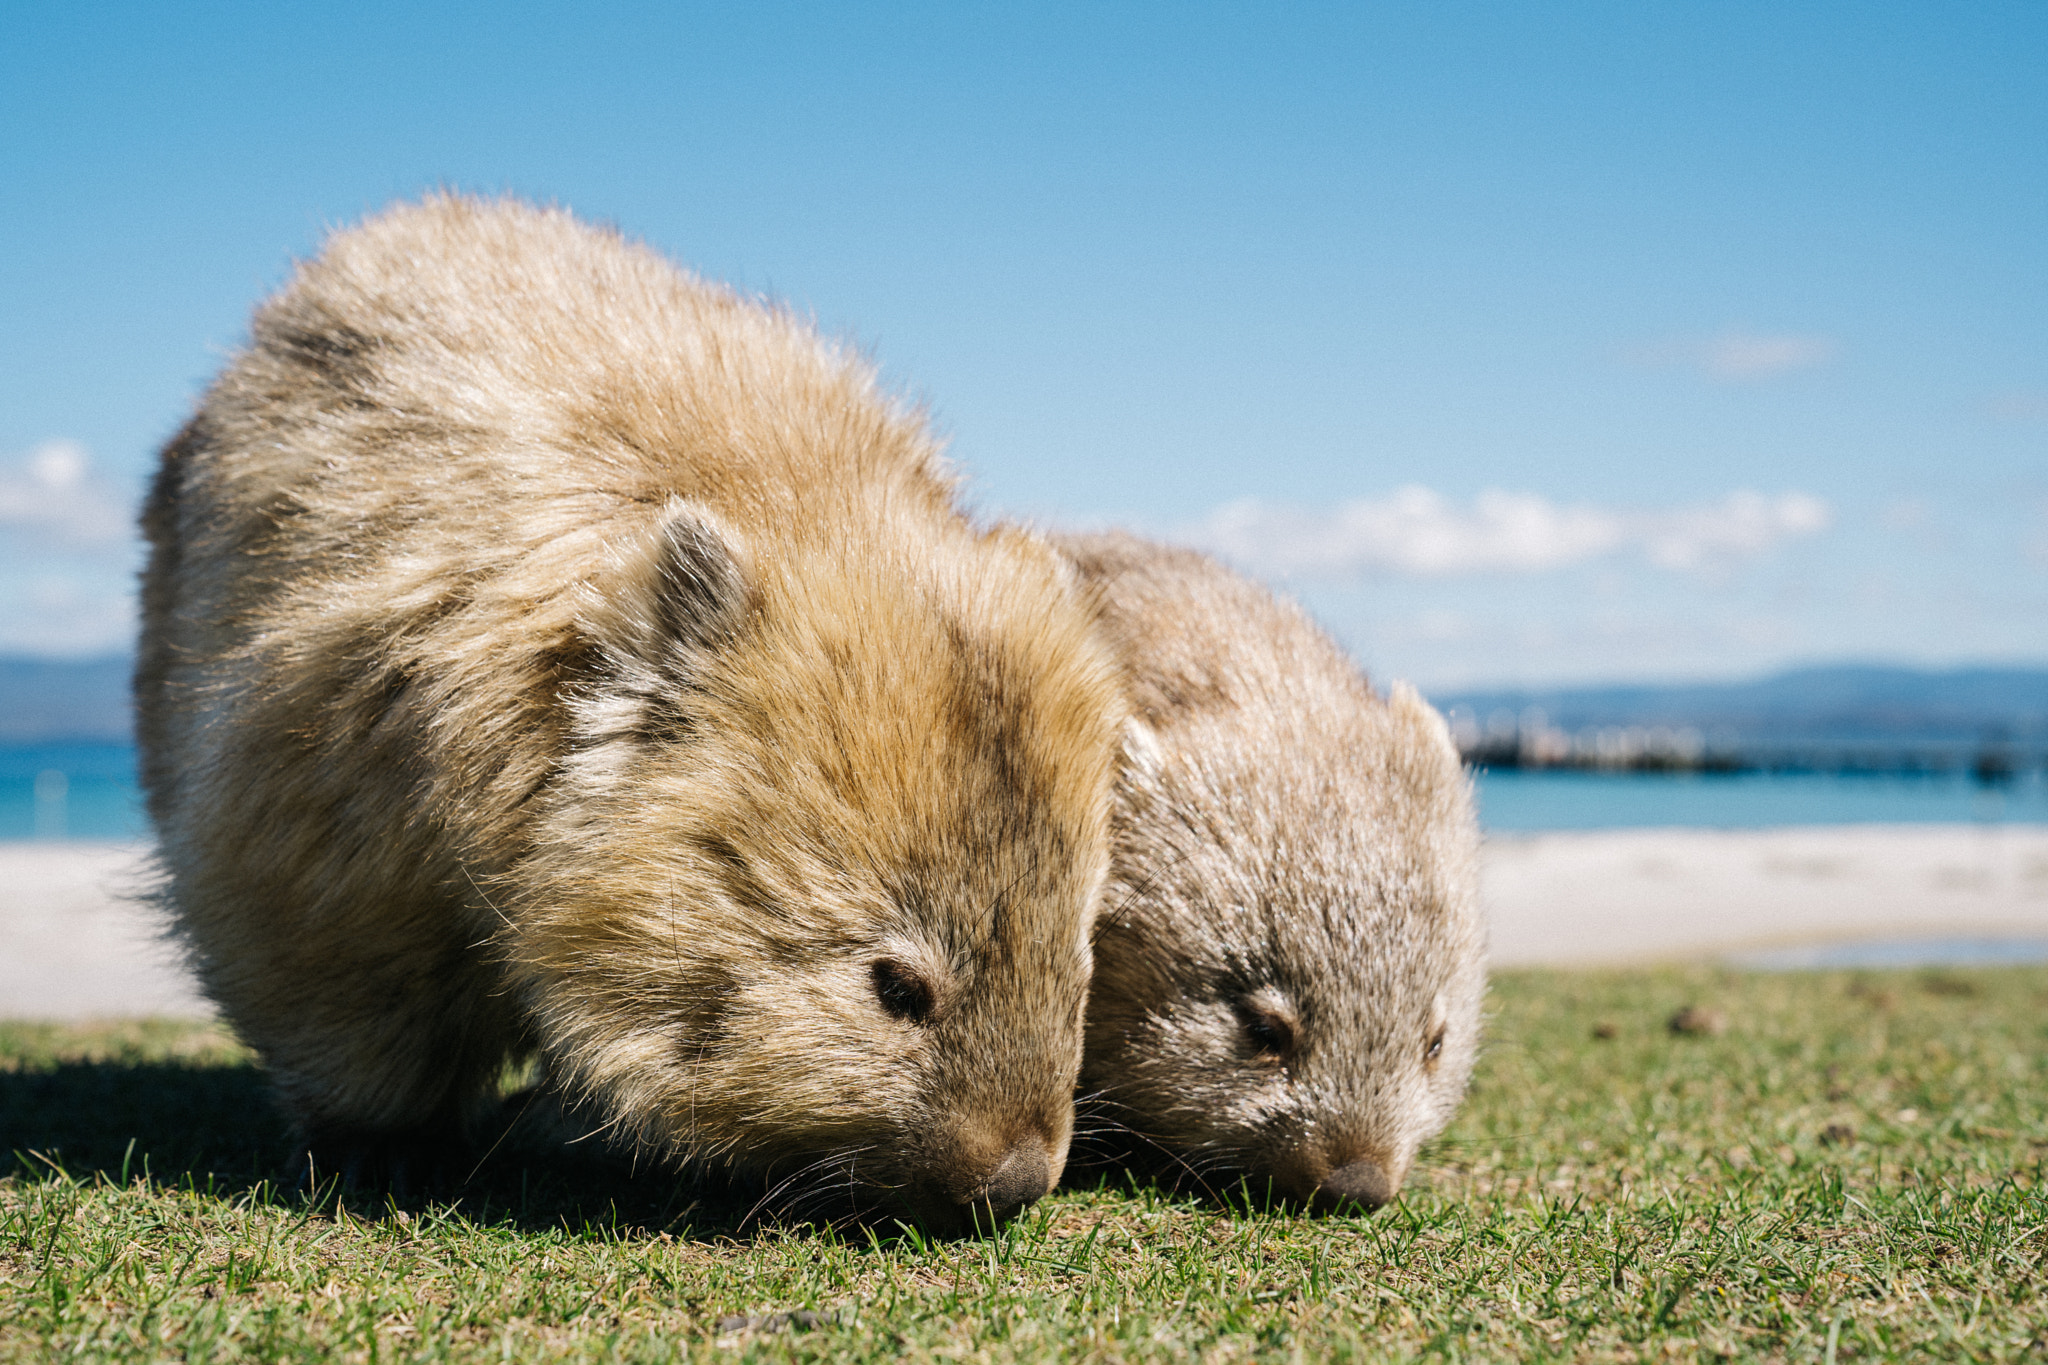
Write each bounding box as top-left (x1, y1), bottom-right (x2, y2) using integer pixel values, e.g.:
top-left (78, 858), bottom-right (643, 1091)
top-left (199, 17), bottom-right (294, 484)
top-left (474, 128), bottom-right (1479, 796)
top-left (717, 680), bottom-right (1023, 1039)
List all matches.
top-left (1057, 532), bottom-right (1484, 1212)
top-left (136, 196), bottom-right (1125, 1231)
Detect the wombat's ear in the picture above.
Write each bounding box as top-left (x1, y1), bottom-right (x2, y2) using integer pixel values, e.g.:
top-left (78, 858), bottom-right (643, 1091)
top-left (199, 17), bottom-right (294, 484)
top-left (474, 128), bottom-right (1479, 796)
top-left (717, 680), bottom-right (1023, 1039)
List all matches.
top-left (577, 498), bottom-right (752, 691)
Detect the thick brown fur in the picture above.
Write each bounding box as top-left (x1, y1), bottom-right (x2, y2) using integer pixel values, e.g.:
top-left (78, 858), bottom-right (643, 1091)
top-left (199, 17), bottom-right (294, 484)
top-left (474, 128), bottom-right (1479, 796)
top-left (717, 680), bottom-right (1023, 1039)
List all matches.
top-left (137, 195), bottom-right (1125, 1230)
top-left (1058, 532), bottom-right (1484, 1212)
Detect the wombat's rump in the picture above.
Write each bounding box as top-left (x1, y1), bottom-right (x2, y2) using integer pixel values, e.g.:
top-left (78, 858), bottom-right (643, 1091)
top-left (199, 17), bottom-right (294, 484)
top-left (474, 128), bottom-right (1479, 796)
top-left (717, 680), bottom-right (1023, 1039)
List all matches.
top-left (1059, 532), bottom-right (1484, 1211)
top-left (137, 196), bottom-right (1124, 1230)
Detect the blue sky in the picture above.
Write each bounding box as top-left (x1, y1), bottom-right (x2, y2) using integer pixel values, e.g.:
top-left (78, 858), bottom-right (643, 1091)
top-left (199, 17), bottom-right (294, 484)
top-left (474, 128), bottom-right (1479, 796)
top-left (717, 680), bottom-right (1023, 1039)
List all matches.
top-left (4, 1), bottom-right (2044, 686)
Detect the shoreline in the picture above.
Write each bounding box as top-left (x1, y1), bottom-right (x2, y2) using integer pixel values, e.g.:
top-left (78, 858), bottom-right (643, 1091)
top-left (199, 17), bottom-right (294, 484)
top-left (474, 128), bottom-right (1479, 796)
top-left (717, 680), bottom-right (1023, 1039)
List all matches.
top-left (4, 825), bottom-right (2047, 1018)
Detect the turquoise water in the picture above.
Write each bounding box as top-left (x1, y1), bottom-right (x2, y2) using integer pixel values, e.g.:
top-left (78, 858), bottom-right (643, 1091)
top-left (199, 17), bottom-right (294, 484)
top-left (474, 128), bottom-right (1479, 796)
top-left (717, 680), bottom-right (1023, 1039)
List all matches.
top-left (1474, 766), bottom-right (2048, 831)
top-left (6, 744), bottom-right (2047, 841)
top-left (1, 744), bottom-right (148, 840)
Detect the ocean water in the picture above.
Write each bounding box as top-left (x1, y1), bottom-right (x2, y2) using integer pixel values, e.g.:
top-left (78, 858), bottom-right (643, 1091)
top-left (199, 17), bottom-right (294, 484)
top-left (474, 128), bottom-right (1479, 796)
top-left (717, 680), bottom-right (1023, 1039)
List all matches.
top-left (0, 744), bottom-right (148, 841)
top-left (1474, 766), bottom-right (2048, 831)
top-left (5, 744), bottom-right (2046, 841)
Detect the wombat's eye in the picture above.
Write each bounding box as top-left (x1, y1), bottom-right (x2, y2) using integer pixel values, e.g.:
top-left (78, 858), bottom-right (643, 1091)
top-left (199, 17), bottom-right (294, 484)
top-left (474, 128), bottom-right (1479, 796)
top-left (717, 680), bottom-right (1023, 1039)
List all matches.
top-left (1425, 1025), bottom-right (1447, 1063)
top-left (871, 959), bottom-right (936, 1025)
top-left (1235, 1004), bottom-right (1296, 1062)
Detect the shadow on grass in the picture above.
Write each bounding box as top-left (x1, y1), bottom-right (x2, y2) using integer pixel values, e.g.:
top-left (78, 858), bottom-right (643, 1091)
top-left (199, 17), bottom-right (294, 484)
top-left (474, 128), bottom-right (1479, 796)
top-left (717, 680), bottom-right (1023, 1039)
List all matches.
top-left (3, 1056), bottom-right (282, 1189)
top-left (0, 1055), bottom-right (769, 1239)
top-left (2, 1049), bottom-right (1317, 1242)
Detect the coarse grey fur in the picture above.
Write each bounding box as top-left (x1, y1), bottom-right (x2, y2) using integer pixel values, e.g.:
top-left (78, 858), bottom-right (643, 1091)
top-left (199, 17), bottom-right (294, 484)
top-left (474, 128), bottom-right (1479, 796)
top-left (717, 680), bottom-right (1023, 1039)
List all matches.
top-left (1060, 531), bottom-right (1485, 1211)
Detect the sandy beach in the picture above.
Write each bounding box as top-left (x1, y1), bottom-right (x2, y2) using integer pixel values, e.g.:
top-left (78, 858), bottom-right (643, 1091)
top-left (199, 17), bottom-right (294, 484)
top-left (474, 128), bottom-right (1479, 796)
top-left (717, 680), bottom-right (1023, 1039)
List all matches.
top-left (1482, 823), bottom-right (2048, 967)
top-left (0, 842), bottom-right (206, 1018)
top-left (5, 825), bottom-right (2047, 1019)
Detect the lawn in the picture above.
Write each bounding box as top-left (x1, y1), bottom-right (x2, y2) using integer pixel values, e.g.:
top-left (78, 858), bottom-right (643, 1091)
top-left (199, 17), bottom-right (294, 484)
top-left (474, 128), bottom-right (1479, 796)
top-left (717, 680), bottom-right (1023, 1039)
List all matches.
top-left (3, 966), bottom-right (2044, 1362)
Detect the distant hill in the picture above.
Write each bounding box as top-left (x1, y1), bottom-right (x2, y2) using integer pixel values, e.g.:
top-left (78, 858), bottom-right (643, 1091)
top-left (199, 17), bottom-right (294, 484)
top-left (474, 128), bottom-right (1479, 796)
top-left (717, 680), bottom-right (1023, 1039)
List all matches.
top-left (1429, 665), bottom-right (2048, 745)
top-left (0, 655), bottom-right (132, 743)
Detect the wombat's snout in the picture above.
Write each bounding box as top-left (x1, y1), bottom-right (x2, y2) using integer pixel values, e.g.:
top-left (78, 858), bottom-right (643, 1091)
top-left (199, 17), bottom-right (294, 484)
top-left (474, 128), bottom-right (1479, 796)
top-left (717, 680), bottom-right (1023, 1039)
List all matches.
top-left (927, 1138), bottom-right (1055, 1232)
top-left (1311, 1157), bottom-right (1397, 1213)
top-left (974, 1143), bottom-right (1052, 1216)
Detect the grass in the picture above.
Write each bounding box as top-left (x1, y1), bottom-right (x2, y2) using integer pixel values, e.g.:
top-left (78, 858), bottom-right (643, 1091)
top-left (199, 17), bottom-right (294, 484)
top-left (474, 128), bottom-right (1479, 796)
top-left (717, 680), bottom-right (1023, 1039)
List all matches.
top-left (3, 967), bottom-right (2045, 1362)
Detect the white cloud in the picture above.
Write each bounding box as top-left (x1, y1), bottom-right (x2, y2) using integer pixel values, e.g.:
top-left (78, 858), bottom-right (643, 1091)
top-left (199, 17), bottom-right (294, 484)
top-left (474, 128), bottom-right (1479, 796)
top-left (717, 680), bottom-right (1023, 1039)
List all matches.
top-left (1628, 330), bottom-right (1837, 381)
top-left (0, 440), bottom-right (140, 657)
top-left (1636, 490), bottom-right (1831, 571)
top-left (1186, 487), bottom-right (1831, 582)
top-left (0, 439), bottom-right (132, 545)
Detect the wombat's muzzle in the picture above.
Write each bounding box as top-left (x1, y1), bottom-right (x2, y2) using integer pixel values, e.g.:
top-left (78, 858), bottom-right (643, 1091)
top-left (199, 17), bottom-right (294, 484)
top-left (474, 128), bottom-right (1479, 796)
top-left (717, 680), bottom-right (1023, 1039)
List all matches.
top-left (1309, 1157), bottom-right (1396, 1213)
top-left (974, 1143), bottom-right (1051, 1216)
top-left (915, 1139), bottom-right (1056, 1234)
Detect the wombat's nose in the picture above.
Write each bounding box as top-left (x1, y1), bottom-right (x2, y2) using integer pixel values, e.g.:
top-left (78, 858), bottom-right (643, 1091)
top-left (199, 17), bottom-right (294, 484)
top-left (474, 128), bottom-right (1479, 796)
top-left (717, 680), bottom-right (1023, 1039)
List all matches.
top-left (973, 1143), bottom-right (1052, 1217)
top-left (1314, 1158), bottom-right (1395, 1212)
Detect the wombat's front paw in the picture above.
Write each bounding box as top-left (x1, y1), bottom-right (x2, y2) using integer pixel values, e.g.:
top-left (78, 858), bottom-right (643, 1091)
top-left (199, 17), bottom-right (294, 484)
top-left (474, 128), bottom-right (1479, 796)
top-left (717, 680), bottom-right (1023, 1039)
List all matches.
top-left (294, 1123), bottom-right (469, 1201)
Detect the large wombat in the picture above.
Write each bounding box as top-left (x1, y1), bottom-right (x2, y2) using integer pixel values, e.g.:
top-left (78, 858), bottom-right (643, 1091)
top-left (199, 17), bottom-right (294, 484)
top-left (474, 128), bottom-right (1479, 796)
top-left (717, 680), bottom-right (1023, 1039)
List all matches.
top-left (137, 196), bottom-right (1124, 1232)
top-left (1060, 532), bottom-right (1484, 1212)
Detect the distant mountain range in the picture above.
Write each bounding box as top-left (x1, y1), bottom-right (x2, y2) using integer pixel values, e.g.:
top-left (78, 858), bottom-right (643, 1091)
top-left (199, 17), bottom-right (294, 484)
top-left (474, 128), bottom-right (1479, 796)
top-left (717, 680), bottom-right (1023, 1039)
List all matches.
top-left (6, 655), bottom-right (2048, 748)
top-left (1429, 665), bottom-right (2048, 745)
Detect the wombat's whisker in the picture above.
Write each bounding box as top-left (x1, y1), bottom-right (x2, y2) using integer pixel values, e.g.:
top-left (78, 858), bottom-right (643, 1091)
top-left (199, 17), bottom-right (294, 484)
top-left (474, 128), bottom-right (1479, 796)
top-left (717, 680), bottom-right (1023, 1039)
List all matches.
top-left (462, 1080), bottom-right (550, 1186)
top-left (974, 863), bottom-right (1040, 958)
top-left (563, 1100), bottom-right (636, 1151)
top-left (458, 864), bottom-right (515, 934)
top-left (1089, 845), bottom-right (1198, 942)
top-left (742, 1145), bottom-right (877, 1229)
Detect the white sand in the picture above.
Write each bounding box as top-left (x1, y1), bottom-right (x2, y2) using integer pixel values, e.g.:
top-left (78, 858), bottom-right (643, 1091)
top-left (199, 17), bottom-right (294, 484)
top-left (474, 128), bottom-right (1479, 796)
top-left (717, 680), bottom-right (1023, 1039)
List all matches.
top-left (1483, 823), bottom-right (2048, 967)
top-left (4, 826), bottom-right (2047, 1018)
top-left (0, 842), bottom-right (208, 1018)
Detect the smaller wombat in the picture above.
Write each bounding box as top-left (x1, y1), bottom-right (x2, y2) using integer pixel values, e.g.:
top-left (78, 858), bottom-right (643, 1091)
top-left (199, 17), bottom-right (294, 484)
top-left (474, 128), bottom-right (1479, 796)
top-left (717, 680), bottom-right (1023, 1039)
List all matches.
top-left (1060, 532), bottom-right (1484, 1211)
